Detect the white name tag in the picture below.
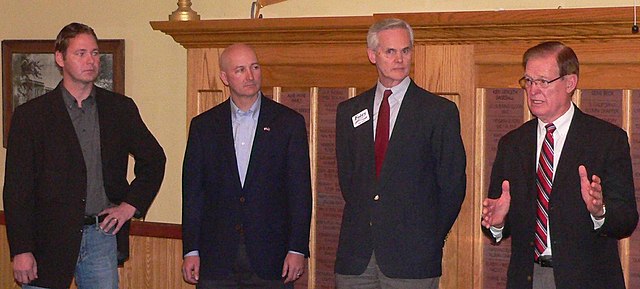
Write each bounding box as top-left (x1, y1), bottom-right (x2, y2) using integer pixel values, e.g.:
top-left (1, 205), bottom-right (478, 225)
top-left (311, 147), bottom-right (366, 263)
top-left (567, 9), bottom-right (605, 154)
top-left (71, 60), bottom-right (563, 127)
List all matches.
top-left (352, 109), bottom-right (370, 128)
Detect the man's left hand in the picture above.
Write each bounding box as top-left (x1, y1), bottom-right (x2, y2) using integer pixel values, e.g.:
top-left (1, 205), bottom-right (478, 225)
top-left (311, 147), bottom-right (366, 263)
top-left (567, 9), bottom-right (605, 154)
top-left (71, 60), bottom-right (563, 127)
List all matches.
top-left (579, 165), bottom-right (605, 217)
top-left (281, 252), bottom-right (305, 284)
top-left (98, 202), bottom-right (137, 234)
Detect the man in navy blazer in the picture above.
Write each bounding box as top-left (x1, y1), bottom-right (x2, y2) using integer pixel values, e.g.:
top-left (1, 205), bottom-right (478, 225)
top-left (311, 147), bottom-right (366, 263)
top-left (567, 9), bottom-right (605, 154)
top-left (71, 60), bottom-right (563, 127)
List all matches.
top-left (334, 18), bottom-right (466, 288)
top-left (181, 43), bottom-right (312, 289)
top-left (4, 23), bottom-right (166, 289)
top-left (481, 41), bottom-right (638, 289)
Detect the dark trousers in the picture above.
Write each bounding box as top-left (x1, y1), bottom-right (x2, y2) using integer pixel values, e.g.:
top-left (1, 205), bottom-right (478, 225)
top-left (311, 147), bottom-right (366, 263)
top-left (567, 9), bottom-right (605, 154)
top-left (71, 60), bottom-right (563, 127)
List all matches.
top-left (196, 244), bottom-right (292, 289)
top-left (335, 253), bottom-right (440, 289)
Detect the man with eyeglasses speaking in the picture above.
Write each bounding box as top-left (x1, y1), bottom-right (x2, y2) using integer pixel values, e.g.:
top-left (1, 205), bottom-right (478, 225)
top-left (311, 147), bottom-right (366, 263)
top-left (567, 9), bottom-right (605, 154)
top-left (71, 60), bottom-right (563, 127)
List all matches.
top-left (481, 41), bottom-right (638, 289)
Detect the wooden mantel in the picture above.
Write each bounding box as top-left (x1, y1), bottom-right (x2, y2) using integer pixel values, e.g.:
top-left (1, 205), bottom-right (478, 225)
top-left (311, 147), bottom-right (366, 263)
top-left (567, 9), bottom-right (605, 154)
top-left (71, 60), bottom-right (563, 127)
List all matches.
top-left (151, 7), bottom-right (639, 47)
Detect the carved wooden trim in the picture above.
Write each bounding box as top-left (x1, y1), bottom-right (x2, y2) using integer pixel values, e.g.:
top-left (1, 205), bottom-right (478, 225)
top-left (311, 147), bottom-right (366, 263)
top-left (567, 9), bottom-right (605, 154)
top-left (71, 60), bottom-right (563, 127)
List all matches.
top-left (150, 16), bottom-right (373, 47)
top-left (151, 7), bottom-right (640, 48)
top-left (129, 219), bottom-right (182, 239)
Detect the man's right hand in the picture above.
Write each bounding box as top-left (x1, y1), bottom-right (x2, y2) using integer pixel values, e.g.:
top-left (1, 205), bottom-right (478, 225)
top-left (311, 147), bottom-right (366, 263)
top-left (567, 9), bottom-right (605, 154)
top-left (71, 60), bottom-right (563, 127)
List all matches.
top-left (182, 255), bottom-right (200, 284)
top-left (482, 180), bottom-right (511, 228)
top-left (13, 252), bottom-right (37, 284)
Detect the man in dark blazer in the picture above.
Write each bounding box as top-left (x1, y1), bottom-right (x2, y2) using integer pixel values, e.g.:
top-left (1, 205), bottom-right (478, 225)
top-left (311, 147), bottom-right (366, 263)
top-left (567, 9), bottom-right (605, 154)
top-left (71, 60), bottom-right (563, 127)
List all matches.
top-left (181, 43), bottom-right (312, 289)
top-left (334, 18), bottom-right (466, 289)
top-left (481, 41), bottom-right (638, 289)
top-left (3, 23), bottom-right (166, 289)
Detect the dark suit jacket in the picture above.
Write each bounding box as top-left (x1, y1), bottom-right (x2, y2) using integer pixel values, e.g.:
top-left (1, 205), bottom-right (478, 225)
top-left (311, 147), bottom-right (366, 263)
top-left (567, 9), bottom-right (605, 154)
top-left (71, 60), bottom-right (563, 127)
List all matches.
top-left (3, 84), bottom-right (166, 289)
top-left (484, 105), bottom-right (638, 289)
top-left (334, 80), bottom-right (466, 278)
top-left (182, 96), bottom-right (312, 280)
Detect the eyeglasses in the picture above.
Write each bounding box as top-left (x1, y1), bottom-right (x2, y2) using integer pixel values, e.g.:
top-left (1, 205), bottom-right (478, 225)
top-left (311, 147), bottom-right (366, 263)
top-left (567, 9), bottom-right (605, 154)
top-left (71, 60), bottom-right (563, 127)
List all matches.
top-left (519, 75), bottom-right (564, 89)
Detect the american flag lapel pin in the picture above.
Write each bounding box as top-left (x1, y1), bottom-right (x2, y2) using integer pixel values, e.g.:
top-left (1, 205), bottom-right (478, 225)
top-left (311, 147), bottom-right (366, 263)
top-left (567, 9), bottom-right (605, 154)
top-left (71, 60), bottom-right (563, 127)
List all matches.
top-left (263, 127), bottom-right (271, 131)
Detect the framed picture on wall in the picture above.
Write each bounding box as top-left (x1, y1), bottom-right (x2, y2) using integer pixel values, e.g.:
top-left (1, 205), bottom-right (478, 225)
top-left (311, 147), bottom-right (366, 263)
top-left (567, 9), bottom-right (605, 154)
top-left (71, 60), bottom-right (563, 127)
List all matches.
top-left (1, 39), bottom-right (125, 147)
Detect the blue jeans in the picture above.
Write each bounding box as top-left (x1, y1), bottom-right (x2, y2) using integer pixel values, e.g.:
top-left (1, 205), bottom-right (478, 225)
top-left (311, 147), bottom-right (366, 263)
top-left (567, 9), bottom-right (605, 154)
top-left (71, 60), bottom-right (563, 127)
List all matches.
top-left (23, 224), bottom-right (118, 289)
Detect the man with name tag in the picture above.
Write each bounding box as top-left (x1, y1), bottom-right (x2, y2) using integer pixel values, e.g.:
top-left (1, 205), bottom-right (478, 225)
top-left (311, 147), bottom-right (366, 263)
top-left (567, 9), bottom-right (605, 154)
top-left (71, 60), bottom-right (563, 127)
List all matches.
top-left (334, 18), bottom-right (466, 289)
top-left (481, 41), bottom-right (638, 289)
top-left (3, 22), bottom-right (166, 289)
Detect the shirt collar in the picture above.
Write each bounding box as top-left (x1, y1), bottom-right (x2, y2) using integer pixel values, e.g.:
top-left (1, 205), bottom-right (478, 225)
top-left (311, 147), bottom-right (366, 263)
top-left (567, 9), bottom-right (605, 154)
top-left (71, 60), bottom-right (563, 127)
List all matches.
top-left (230, 93), bottom-right (261, 121)
top-left (376, 76), bottom-right (410, 103)
top-left (537, 103), bottom-right (574, 134)
top-left (61, 84), bottom-right (96, 109)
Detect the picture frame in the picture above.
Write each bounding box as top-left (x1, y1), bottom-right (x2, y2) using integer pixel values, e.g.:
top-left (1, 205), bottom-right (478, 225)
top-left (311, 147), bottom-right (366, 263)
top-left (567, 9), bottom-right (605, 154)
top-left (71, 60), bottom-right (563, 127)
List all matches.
top-left (2, 39), bottom-right (125, 147)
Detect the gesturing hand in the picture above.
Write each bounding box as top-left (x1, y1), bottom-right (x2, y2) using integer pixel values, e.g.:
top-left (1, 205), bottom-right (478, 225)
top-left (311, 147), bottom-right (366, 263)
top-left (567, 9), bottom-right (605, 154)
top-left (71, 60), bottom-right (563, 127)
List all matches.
top-left (579, 165), bottom-right (605, 217)
top-left (482, 180), bottom-right (511, 228)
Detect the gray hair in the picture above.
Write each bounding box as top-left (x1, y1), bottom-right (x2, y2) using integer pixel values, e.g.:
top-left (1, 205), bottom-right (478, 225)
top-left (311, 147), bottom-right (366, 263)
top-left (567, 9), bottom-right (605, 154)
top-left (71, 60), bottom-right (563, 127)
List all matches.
top-left (366, 18), bottom-right (414, 50)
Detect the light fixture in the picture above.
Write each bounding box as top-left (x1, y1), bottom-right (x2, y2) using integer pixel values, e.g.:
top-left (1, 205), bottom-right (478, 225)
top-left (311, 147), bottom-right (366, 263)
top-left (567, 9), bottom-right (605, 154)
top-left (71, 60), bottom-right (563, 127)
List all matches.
top-left (251, 0), bottom-right (287, 19)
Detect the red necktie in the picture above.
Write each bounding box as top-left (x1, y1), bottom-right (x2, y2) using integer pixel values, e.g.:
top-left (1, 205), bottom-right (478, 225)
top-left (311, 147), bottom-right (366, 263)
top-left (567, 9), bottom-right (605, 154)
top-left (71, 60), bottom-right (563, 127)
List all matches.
top-left (375, 89), bottom-right (392, 178)
top-left (535, 123), bottom-right (556, 260)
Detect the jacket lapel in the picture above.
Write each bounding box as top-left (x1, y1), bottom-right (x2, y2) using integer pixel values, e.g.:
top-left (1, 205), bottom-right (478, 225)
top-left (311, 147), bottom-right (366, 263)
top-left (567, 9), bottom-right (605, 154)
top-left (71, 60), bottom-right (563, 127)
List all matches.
top-left (216, 99), bottom-right (244, 191)
top-left (50, 84), bottom-right (84, 161)
top-left (242, 96), bottom-right (275, 190)
top-left (552, 105), bottom-right (584, 194)
top-left (520, 120), bottom-right (538, 202)
top-left (377, 81), bottom-right (417, 184)
top-left (354, 88), bottom-right (376, 181)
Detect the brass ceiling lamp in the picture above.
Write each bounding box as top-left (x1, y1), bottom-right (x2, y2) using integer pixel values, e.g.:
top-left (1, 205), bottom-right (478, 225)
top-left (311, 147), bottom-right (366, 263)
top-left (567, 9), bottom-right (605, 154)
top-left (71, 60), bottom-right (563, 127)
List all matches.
top-left (251, 0), bottom-right (287, 19)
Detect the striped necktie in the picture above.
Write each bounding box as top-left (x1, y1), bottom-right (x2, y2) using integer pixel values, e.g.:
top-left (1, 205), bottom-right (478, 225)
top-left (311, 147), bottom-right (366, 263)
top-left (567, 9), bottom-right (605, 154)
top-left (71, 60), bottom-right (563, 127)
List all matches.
top-left (535, 123), bottom-right (556, 260)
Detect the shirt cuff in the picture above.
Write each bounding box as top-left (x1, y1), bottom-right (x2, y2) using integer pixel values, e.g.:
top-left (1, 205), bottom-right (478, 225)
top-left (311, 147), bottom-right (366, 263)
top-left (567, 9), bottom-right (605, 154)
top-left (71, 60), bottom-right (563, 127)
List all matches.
top-left (490, 225), bottom-right (504, 243)
top-left (288, 250), bottom-right (304, 256)
top-left (184, 250), bottom-right (199, 258)
top-left (591, 205), bottom-right (606, 229)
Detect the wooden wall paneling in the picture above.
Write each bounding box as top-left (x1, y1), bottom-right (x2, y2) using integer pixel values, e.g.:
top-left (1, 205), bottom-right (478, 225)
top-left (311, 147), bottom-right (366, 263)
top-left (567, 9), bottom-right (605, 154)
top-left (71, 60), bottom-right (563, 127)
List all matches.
top-left (627, 90), bottom-right (640, 289)
top-left (312, 87), bottom-right (352, 289)
top-left (196, 90), bottom-right (225, 116)
top-left (620, 90), bottom-right (633, 285)
top-left (475, 40), bottom-right (640, 90)
top-left (1, 225), bottom-right (20, 289)
top-left (474, 88), bottom-right (487, 289)
top-left (187, 48), bottom-right (227, 121)
top-left (254, 44), bottom-right (377, 89)
top-left (122, 236), bottom-right (193, 289)
top-left (414, 44), bottom-right (477, 289)
top-left (309, 87), bottom-right (318, 289)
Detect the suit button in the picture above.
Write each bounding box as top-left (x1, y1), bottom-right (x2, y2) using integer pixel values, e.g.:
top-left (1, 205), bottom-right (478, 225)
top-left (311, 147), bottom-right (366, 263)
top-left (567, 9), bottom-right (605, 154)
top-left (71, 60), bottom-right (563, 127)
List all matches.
top-left (529, 241), bottom-right (534, 247)
top-left (373, 195), bottom-right (379, 201)
top-left (527, 275), bottom-right (532, 282)
top-left (369, 222), bottom-right (373, 226)
top-left (235, 224), bottom-right (243, 233)
top-left (239, 196), bottom-right (245, 203)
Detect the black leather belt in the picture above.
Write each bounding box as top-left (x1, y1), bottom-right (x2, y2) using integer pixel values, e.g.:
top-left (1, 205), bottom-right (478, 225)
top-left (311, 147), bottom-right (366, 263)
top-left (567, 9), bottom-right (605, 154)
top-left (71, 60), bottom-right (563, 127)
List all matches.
top-left (535, 255), bottom-right (553, 268)
top-left (83, 215), bottom-right (106, 226)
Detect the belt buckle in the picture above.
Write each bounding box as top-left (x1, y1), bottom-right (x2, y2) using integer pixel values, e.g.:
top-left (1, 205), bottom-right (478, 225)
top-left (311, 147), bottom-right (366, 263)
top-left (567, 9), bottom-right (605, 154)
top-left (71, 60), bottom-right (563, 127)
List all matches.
top-left (537, 256), bottom-right (553, 268)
